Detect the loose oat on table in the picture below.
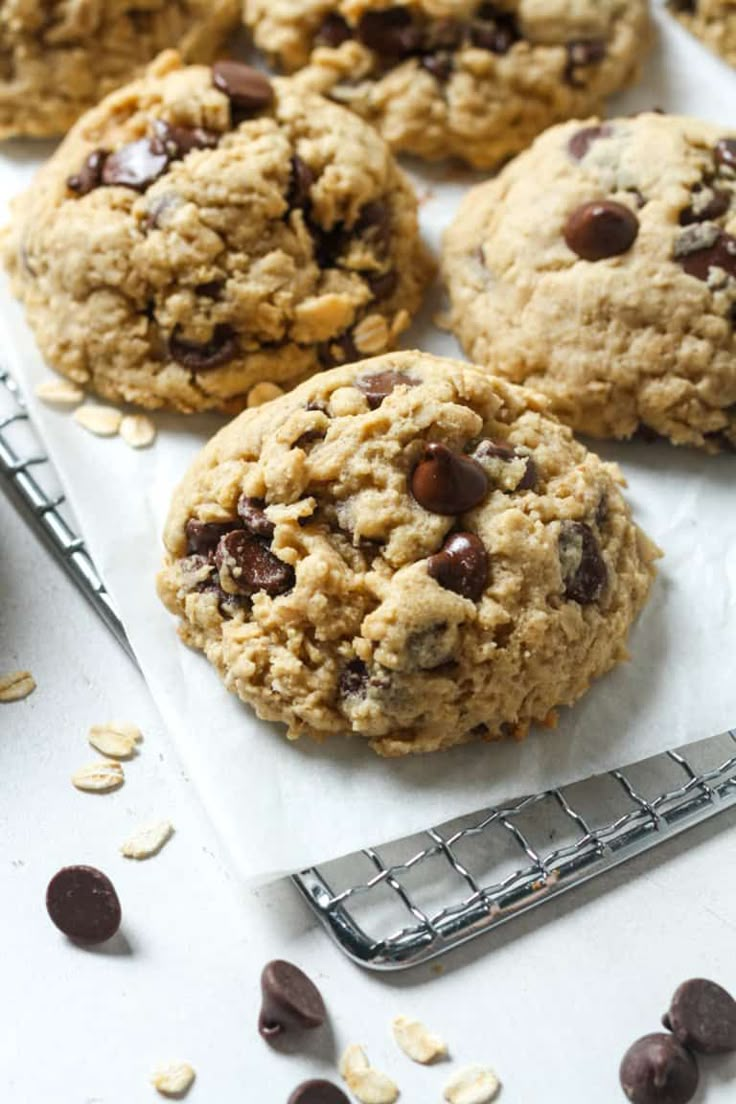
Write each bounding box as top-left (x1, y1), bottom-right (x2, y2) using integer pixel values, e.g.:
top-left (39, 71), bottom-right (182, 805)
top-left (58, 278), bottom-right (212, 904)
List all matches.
top-left (151, 1061), bottom-right (196, 1097)
top-left (88, 720), bottom-right (142, 759)
top-left (121, 819), bottom-right (174, 860)
top-left (4, 52), bottom-right (432, 415)
top-left (339, 1046), bottom-right (399, 1104)
top-left (73, 405), bottom-right (123, 438)
top-left (34, 379), bottom-right (84, 406)
top-left (244, 0), bottom-right (651, 169)
top-left (443, 112), bottom-right (736, 450)
top-left (71, 761), bottom-right (125, 793)
top-left (120, 413), bottom-right (157, 449)
top-left (0, 0), bottom-right (239, 139)
top-left (391, 1015), bottom-right (448, 1064)
top-left (668, 0), bottom-right (736, 66)
top-left (157, 350), bottom-right (659, 758)
top-left (443, 1065), bottom-right (502, 1104)
top-left (0, 670), bottom-right (36, 702)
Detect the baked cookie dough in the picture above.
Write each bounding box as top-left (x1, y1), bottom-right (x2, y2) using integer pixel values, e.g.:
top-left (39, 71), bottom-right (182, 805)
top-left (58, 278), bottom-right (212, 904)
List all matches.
top-left (669, 1), bottom-right (736, 67)
top-left (4, 53), bottom-right (432, 413)
top-left (157, 351), bottom-right (659, 757)
top-left (0, 0), bottom-right (240, 139)
top-left (443, 112), bottom-right (736, 450)
top-left (243, 0), bottom-right (651, 168)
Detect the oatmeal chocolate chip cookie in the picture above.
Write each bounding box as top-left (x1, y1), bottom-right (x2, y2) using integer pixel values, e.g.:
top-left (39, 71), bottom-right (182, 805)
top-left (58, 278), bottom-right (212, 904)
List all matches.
top-left (0, 0), bottom-right (240, 139)
top-left (157, 351), bottom-right (658, 757)
top-left (669, 1), bottom-right (736, 67)
top-left (242, 0), bottom-right (651, 169)
top-left (4, 53), bottom-right (432, 414)
top-left (442, 112), bottom-right (736, 450)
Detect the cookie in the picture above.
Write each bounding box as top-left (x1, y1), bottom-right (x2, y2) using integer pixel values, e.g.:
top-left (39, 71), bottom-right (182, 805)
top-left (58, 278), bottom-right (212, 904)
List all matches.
top-left (669, 1), bottom-right (736, 67)
top-left (0, 0), bottom-right (240, 139)
top-left (157, 351), bottom-right (658, 757)
top-left (442, 112), bottom-right (736, 450)
top-left (243, 0), bottom-right (651, 168)
top-left (4, 53), bottom-right (432, 413)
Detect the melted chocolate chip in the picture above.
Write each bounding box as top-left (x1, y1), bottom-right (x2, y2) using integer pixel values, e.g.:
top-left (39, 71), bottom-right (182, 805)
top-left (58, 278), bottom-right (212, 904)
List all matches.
top-left (664, 979), bottom-right (736, 1055)
top-left (316, 12), bottom-right (352, 48)
top-left (289, 1082), bottom-right (349, 1104)
top-left (427, 532), bottom-right (488, 601)
top-left (195, 280), bottom-right (224, 299)
top-left (288, 155), bottom-right (314, 209)
top-left (185, 519), bottom-right (236, 556)
top-left (421, 52), bottom-right (454, 81)
top-left (152, 119), bottom-right (220, 158)
top-left (169, 324), bottom-right (238, 370)
top-left (677, 229), bottom-right (736, 281)
top-left (619, 1033), bottom-right (698, 1104)
top-left (318, 332), bottom-right (358, 369)
top-left (565, 39), bottom-right (606, 84)
top-left (67, 149), bottom-right (107, 196)
top-left (469, 5), bottom-right (520, 53)
top-left (568, 123), bottom-right (613, 160)
top-left (237, 496), bottom-right (275, 539)
top-left (366, 268), bottom-right (399, 301)
top-left (339, 659), bottom-right (369, 697)
top-left (215, 531), bottom-right (295, 597)
top-left (357, 8), bottom-right (422, 58)
top-left (355, 369), bottom-right (417, 409)
top-left (46, 865), bottom-right (122, 945)
top-left (426, 17), bottom-right (464, 51)
top-left (411, 443), bottom-right (489, 515)
top-left (559, 521), bottom-right (607, 604)
top-left (472, 439), bottom-right (538, 491)
top-left (679, 186), bottom-right (730, 226)
top-left (213, 61), bottom-right (274, 113)
top-left (101, 138), bottom-right (170, 191)
top-left (355, 201), bottom-right (391, 254)
top-left (715, 138), bottom-right (736, 172)
top-left (311, 220), bottom-right (347, 268)
top-left (564, 200), bottom-right (639, 261)
top-left (258, 960), bottom-right (327, 1041)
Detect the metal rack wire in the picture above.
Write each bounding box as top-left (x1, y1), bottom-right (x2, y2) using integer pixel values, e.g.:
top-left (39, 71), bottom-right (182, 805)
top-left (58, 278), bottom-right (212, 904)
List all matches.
top-left (3, 368), bottom-right (736, 971)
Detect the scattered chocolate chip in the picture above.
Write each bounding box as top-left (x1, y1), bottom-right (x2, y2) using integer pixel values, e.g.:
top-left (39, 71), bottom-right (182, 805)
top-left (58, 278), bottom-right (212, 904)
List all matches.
top-left (289, 1081), bottom-right (349, 1104)
top-left (213, 60), bottom-right (274, 113)
top-left (679, 186), bottom-right (730, 226)
top-left (559, 520), bottom-right (607, 604)
top-left (568, 124), bottom-right (613, 160)
top-left (259, 960), bottom-right (327, 1041)
top-left (67, 149), bottom-right (107, 196)
top-left (564, 200), bottom-right (639, 261)
top-left (565, 39), bottom-right (606, 84)
top-left (216, 531), bottom-right (295, 597)
top-left (411, 443), bottom-right (489, 516)
top-left (427, 531), bottom-right (488, 602)
top-left (355, 369), bottom-right (417, 409)
top-left (676, 229), bottom-right (736, 281)
top-left (288, 155), bottom-right (314, 209)
top-left (101, 138), bottom-right (170, 191)
top-left (619, 1033), bottom-right (698, 1104)
top-left (665, 979), bottom-right (736, 1055)
top-left (46, 865), bottom-right (122, 945)
top-left (339, 659), bottom-right (369, 697)
top-left (237, 496), bottom-right (275, 539)
top-left (357, 8), bottom-right (422, 58)
top-left (315, 12), bottom-right (352, 48)
top-left (421, 52), bottom-right (454, 82)
top-left (715, 138), bottom-right (736, 172)
top-left (472, 439), bottom-right (537, 491)
top-left (185, 519), bottom-right (235, 556)
top-left (151, 119), bottom-right (220, 158)
top-left (365, 269), bottom-right (399, 301)
top-left (169, 324), bottom-right (238, 370)
top-left (469, 5), bottom-right (520, 53)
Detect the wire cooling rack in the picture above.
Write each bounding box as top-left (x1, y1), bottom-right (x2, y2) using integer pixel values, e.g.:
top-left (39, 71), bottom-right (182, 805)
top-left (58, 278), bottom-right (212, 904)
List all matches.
top-left (3, 368), bottom-right (736, 970)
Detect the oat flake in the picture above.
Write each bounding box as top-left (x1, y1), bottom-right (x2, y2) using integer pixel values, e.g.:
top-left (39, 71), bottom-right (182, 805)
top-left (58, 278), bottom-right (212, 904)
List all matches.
top-left (0, 670), bottom-right (36, 702)
top-left (339, 1045), bottom-right (399, 1104)
top-left (88, 720), bottom-right (141, 759)
top-left (121, 819), bottom-right (174, 860)
top-left (392, 1015), bottom-right (447, 1064)
top-left (73, 404), bottom-right (122, 437)
top-left (151, 1061), bottom-right (196, 1097)
top-left (120, 413), bottom-right (156, 448)
top-left (71, 761), bottom-right (124, 793)
top-left (443, 1064), bottom-right (501, 1104)
top-left (35, 379), bottom-right (84, 406)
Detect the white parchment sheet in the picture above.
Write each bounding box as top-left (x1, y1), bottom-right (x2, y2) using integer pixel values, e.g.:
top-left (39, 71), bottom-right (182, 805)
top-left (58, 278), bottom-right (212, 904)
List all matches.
top-left (1, 5), bottom-right (735, 880)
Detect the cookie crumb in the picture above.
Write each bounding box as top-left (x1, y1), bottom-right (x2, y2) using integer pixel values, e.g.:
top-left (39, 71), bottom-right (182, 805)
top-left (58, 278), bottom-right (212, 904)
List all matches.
top-left (88, 720), bottom-right (142, 759)
top-left (121, 819), bottom-right (174, 860)
top-left (151, 1061), bottom-right (196, 1097)
top-left (120, 413), bottom-right (156, 448)
top-left (35, 379), bottom-right (84, 406)
top-left (74, 404), bottom-right (122, 437)
top-left (71, 761), bottom-right (124, 793)
top-left (392, 1015), bottom-right (447, 1064)
top-left (443, 1064), bottom-right (501, 1104)
top-left (0, 670), bottom-right (36, 702)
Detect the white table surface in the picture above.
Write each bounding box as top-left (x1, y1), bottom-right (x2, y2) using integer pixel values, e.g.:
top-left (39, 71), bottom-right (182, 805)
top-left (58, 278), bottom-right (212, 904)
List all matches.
top-left (2, 488), bottom-right (736, 1104)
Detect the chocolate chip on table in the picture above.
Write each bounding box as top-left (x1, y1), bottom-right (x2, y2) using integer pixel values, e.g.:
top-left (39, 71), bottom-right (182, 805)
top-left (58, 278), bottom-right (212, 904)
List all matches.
top-left (469, 4), bottom-right (520, 53)
top-left (185, 519), bottom-right (236, 556)
top-left (169, 324), bottom-right (238, 370)
top-left (568, 123), bottom-right (613, 160)
top-left (355, 369), bottom-right (417, 409)
top-left (357, 8), bottom-right (422, 58)
top-left (411, 443), bottom-right (489, 515)
top-left (258, 960), bottom-right (327, 1041)
top-left (151, 119), bottom-right (220, 158)
top-left (216, 531), bottom-right (295, 597)
top-left (675, 228), bottom-right (736, 281)
top-left (619, 1033), bottom-right (698, 1104)
top-left (559, 520), bottom-right (607, 604)
top-left (237, 495), bottom-right (275, 539)
top-left (427, 532), bottom-right (488, 602)
top-left (288, 155), bottom-right (314, 209)
top-left (289, 1081), bottom-right (349, 1104)
top-left (67, 149), bottom-right (108, 195)
top-left (339, 659), bottom-right (369, 697)
top-left (564, 200), bottom-right (639, 261)
top-left (664, 978), bottom-right (736, 1055)
top-left (101, 138), bottom-right (170, 191)
top-left (714, 138), bottom-right (736, 172)
top-left (46, 865), bottom-right (122, 945)
top-left (212, 60), bottom-right (274, 113)
top-left (315, 12), bottom-right (353, 49)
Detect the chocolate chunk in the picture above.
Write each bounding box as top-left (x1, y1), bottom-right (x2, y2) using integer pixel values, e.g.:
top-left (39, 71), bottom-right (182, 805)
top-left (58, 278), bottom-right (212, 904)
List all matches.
top-left (169, 324), bottom-right (238, 370)
top-left (101, 138), bottom-right (170, 191)
top-left (67, 149), bottom-right (107, 196)
top-left (564, 200), bottom-right (639, 261)
top-left (316, 13), bottom-right (352, 48)
top-left (411, 443), bottom-right (489, 515)
top-left (46, 865), bottom-right (122, 945)
top-left (151, 119), bottom-right (220, 158)
top-left (425, 18), bottom-right (464, 52)
top-left (469, 5), bottom-right (520, 53)
top-left (679, 186), bottom-right (730, 226)
top-left (665, 978), bottom-right (736, 1055)
top-left (289, 1082), bottom-right (349, 1104)
top-left (213, 61), bottom-right (274, 113)
top-left (355, 369), bottom-right (417, 409)
top-left (216, 531), bottom-right (295, 597)
top-left (318, 331), bottom-right (358, 368)
top-left (568, 123), bottom-right (613, 160)
top-left (311, 220), bottom-right (347, 268)
top-left (619, 1033), bottom-right (698, 1104)
top-left (565, 39), bottom-right (606, 84)
top-left (676, 229), bottom-right (736, 281)
top-left (559, 520), bottom-right (607, 603)
top-left (258, 960), bottom-right (327, 1040)
top-left (288, 155), bottom-right (314, 209)
top-left (366, 268), bottom-right (399, 301)
top-left (421, 52), bottom-right (454, 82)
top-left (427, 532), bottom-right (488, 601)
top-left (357, 8), bottom-right (422, 58)
top-left (339, 659), bottom-right (369, 697)
top-left (355, 201), bottom-right (391, 254)
top-left (185, 518), bottom-right (235, 556)
top-left (715, 138), bottom-right (736, 172)
top-left (195, 280), bottom-right (224, 299)
top-left (237, 495), bottom-right (275, 539)
top-left (472, 439), bottom-right (537, 491)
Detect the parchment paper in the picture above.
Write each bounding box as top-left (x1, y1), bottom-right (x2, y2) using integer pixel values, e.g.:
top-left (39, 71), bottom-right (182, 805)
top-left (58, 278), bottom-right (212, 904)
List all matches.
top-left (1, 5), bottom-right (734, 881)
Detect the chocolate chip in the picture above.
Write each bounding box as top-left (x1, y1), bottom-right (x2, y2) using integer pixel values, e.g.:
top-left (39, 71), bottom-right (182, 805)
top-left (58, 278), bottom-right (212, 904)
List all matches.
top-left (619, 1033), bottom-right (698, 1104)
top-left (366, 269), bottom-right (399, 301)
top-left (185, 519), bottom-right (235, 556)
top-left (411, 443), bottom-right (489, 515)
top-left (357, 8), bottom-right (422, 58)
top-left (311, 220), bottom-right (347, 268)
top-left (315, 13), bottom-right (352, 48)
top-left (676, 229), bottom-right (736, 281)
top-left (564, 200), bottom-right (639, 261)
top-left (339, 659), bottom-right (369, 697)
top-left (289, 1082), bottom-right (349, 1104)
top-left (288, 155), bottom-right (314, 209)
top-left (258, 960), bottom-right (327, 1040)
top-left (212, 61), bottom-right (274, 113)
top-left (469, 5), bottom-right (520, 53)
top-left (216, 531), bottom-right (295, 597)
top-left (151, 119), bottom-right (220, 158)
top-left (715, 138), bottom-right (736, 172)
top-left (679, 186), bottom-right (730, 226)
top-left (568, 124), bottom-right (613, 160)
top-left (425, 18), bottom-right (464, 52)
top-left (421, 52), bottom-right (454, 82)
top-left (565, 39), bottom-right (606, 84)
top-left (237, 495), bottom-right (275, 539)
top-left (472, 439), bottom-right (538, 491)
top-left (101, 138), bottom-right (170, 191)
top-left (427, 532), bottom-right (488, 601)
top-left (169, 324), bottom-right (238, 370)
top-left (67, 149), bottom-right (107, 196)
top-left (195, 280), bottom-right (224, 299)
top-left (559, 520), bottom-right (607, 604)
top-left (355, 201), bottom-right (391, 254)
top-left (355, 369), bottom-right (417, 409)
top-left (664, 979), bottom-right (736, 1055)
top-left (318, 332), bottom-right (358, 368)
top-left (46, 865), bottom-right (122, 945)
